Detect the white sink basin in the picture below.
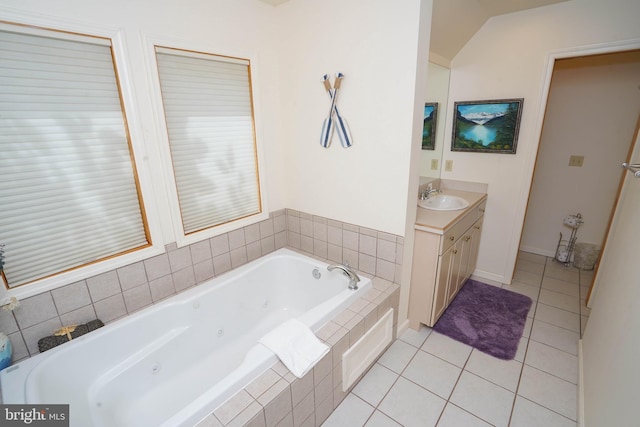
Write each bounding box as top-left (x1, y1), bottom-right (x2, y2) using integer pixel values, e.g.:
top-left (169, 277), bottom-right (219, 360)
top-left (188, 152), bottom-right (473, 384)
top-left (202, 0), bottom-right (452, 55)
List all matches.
top-left (418, 195), bottom-right (470, 211)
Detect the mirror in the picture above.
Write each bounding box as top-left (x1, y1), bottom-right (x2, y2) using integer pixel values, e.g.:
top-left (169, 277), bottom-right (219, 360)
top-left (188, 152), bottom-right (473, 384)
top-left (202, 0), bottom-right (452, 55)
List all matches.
top-left (419, 62), bottom-right (451, 179)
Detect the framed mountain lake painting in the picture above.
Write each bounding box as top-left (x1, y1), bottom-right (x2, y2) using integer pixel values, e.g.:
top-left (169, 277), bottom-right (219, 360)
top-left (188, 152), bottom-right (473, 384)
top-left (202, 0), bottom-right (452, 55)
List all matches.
top-left (452, 98), bottom-right (523, 154)
top-left (422, 102), bottom-right (438, 150)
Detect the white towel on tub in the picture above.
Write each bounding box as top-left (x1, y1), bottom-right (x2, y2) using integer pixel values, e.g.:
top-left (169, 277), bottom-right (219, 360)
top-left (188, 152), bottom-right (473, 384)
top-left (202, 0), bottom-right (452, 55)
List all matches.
top-left (258, 319), bottom-right (329, 378)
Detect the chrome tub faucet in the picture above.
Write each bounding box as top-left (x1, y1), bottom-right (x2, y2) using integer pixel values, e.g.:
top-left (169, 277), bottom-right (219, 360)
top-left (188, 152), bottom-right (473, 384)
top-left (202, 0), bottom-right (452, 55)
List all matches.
top-left (327, 262), bottom-right (361, 290)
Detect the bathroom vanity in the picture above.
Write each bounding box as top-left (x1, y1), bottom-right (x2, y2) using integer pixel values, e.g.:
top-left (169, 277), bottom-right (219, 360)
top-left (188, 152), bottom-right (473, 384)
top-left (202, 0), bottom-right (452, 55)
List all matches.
top-left (409, 188), bottom-right (487, 329)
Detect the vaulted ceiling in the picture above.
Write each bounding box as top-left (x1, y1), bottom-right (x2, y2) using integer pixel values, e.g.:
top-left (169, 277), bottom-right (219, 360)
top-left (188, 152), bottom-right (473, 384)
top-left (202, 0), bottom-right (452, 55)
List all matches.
top-left (429, 0), bottom-right (570, 62)
top-left (258, 0), bottom-right (570, 63)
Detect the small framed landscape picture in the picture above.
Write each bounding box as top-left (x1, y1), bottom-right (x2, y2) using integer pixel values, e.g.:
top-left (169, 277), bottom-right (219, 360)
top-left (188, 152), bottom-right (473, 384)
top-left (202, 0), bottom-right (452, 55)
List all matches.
top-left (422, 102), bottom-right (438, 150)
top-left (452, 98), bottom-right (524, 154)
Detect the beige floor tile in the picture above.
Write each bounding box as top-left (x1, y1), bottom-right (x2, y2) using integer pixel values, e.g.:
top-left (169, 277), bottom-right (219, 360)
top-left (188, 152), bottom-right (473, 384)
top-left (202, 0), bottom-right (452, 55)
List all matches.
top-left (517, 251), bottom-right (547, 265)
top-left (377, 339), bottom-right (418, 374)
top-left (352, 363), bottom-right (399, 407)
top-left (539, 289), bottom-right (580, 314)
top-left (530, 320), bottom-right (579, 355)
top-left (378, 377), bottom-right (446, 427)
top-left (541, 277), bottom-right (580, 297)
top-left (422, 332), bottom-right (473, 368)
top-left (436, 403), bottom-right (492, 427)
top-left (514, 337), bottom-right (528, 362)
top-left (524, 341), bottom-right (578, 384)
top-left (543, 265), bottom-right (579, 284)
top-left (515, 259), bottom-right (545, 275)
top-left (398, 324), bottom-right (432, 348)
top-left (518, 365), bottom-right (577, 421)
top-left (578, 270), bottom-right (594, 286)
top-left (512, 270), bottom-right (543, 287)
top-left (403, 350), bottom-right (462, 399)
top-left (364, 410), bottom-right (402, 427)
top-left (534, 303), bottom-right (580, 333)
top-left (510, 396), bottom-right (576, 427)
top-left (323, 394), bottom-right (374, 427)
top-left (465, 350), bottom-right (523, 392)
top-left (522, 316), bottom-right (534, 338)
top-left (579, 285), bottom-right (591, 300)
top-left (581, 304), bottom-right (591, 316)
top-left (503, 282), bottom-right (540, 301)
top-left (449, 371), bottom-right (515, 427)
top-left (580, 315), bottom-right (589, 337)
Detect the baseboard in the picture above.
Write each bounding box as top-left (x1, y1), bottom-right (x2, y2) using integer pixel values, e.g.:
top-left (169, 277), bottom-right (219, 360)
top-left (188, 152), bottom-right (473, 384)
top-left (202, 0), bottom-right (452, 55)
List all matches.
top-left (469, 274), bottom-right (503, 287)
top-left (471, 270), bottom-right (505, 285)
top-left (396, 318), bottom-right (410, 336)
top-left (519, 245), bottom-right (556, 258)
top-left (578, 339), bottom-right (585, 427)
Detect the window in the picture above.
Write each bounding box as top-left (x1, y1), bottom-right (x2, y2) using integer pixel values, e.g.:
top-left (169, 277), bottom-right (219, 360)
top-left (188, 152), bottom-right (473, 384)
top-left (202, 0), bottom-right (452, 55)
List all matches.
top-left (0, 24), bottom-right (149, 288)
top-left (154, 47), bottom-right (262, 237)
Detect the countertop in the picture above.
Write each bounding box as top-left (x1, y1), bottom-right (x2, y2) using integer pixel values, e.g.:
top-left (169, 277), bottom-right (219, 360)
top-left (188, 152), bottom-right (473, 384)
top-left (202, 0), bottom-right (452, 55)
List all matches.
top-left (415, 189), bottom-right (487, 234)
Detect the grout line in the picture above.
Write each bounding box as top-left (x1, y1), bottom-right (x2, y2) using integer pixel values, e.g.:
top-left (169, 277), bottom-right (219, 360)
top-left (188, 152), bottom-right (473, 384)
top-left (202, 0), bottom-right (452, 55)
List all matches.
top-left (522, 361), bottom-right (578, 386)
top-left (533, 316), bottom-right (581, 334)
top-left (517, 395), bottom-right (578, 423)
top-left (507, 254), bottom-right (547, 426)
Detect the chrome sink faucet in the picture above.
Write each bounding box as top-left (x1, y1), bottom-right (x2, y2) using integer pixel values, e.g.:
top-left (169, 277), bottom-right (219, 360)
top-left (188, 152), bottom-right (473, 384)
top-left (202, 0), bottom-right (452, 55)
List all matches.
top-left (420, 184), bottom-right (441, 200)
top-left (327, 262), bottom-right (361, 290)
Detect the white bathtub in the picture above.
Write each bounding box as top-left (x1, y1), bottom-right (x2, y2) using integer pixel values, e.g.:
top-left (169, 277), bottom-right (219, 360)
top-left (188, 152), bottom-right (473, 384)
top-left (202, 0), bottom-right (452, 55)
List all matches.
top-left (1, 248), bottom-right (372, 427)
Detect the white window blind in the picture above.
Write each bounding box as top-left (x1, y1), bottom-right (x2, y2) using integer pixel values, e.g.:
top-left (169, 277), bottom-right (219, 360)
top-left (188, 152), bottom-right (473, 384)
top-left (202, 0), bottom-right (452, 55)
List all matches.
top-left (0, 26), bottom-right (148, 288)
top-left (155, 47), bottom-right (261, 235)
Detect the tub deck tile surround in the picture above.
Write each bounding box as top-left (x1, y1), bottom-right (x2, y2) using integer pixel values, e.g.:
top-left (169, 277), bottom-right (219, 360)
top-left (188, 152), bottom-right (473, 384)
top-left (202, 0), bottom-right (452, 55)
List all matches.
top-left (0, 208), bottom-right (402, 424)
top-left (201, 269), bottom-right (401, 427)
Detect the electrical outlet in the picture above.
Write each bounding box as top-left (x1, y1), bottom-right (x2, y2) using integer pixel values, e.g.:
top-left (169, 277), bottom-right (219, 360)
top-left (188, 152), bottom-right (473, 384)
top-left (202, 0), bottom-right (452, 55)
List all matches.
top-left (569, 155), bottom-right (584, 167)
top-left (445, 160), bottom-right (453, 172)
top-left (430, 159), bottom-right (439, 170)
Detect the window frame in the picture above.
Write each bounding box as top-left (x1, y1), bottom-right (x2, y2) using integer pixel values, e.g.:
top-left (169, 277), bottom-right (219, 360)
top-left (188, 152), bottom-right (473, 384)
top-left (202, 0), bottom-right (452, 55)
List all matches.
top-left (0, 14), bottom-right (164, 301)
top-left (145, 36), bottom-right (269, 248)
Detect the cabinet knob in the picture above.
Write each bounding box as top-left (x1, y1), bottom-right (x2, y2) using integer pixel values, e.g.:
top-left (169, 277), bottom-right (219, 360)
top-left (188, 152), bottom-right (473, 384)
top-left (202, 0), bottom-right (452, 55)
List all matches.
top-left (474, 225), bottom-right (481, 230)
top-left (453, 249), bottom-right (458, 254)
top-left (449, 236), bottom-right (455, 241)
top-left (465, 235), bottom-right (471, 241)
top-left (479, 208), bottom-right (485, 213)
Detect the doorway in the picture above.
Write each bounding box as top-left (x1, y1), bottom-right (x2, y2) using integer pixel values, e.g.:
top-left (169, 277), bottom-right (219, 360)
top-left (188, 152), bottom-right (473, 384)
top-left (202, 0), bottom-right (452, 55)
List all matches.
top-left (519, 50), bottom-right (640, 305)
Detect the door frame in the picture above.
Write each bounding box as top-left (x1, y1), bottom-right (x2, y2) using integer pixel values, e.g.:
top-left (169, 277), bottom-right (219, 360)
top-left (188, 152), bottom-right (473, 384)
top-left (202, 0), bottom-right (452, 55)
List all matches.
top-left (513, 39), bottom-right (640, 306)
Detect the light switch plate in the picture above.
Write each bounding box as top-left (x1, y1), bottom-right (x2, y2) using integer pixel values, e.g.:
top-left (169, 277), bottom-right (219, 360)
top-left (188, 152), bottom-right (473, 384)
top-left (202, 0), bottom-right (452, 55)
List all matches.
top-left (569, 155), bottom-right (584, 167)
top-left (431, 159), bottom-right (438, 170)
top-left (445, 160), bottom-right (453, 172)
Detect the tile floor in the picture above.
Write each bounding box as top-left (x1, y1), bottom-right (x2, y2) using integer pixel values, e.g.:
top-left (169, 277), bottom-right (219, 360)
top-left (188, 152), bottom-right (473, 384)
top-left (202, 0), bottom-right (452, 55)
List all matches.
top-left (322, 251), bottom-right (592, 427)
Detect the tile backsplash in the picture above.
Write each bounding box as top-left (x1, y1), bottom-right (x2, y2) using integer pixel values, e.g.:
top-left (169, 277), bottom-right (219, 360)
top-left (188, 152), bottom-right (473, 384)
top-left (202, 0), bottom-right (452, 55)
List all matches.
top-left (0, 208), bottom-right (403, 364)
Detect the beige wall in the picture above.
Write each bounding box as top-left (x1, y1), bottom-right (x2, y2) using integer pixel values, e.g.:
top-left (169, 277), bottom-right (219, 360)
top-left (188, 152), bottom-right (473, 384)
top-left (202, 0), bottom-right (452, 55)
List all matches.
top-left (275, 0), bottom-right (430, 237)
top-left (521, 52), bottom-right (640, 257)
top-left (443, 0), bottom-right (640, 284)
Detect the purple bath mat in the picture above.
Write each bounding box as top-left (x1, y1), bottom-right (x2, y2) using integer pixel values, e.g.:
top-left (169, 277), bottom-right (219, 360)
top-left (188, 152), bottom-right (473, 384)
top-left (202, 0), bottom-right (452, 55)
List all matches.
top-left (434, 279), bottom-right (532, 360)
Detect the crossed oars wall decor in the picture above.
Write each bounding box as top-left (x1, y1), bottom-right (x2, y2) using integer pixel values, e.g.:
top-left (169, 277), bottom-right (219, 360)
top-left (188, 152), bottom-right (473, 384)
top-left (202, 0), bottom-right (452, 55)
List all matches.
top-left (320, 72), bottom-right (353, 148)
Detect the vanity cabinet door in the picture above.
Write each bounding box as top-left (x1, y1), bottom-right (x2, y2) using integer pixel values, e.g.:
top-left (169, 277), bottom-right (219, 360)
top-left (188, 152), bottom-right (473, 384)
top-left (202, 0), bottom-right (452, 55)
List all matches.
top-left (431, 244), bottom-right (454, 324)
top-left (467, 217), bottom-right (484, 277)
top-left (454, 233), bottom-right (473, 298)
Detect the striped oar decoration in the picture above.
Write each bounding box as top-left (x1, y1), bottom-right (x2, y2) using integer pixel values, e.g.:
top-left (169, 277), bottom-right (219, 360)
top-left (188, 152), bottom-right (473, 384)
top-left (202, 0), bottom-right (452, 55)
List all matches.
top-left (320, 73), bottom-right (353, 148)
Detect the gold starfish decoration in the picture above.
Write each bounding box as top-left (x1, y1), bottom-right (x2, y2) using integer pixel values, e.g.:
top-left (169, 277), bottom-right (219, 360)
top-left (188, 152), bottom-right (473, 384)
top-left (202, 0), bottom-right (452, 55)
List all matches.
top-left (54, 325), bottom-right (78, 341)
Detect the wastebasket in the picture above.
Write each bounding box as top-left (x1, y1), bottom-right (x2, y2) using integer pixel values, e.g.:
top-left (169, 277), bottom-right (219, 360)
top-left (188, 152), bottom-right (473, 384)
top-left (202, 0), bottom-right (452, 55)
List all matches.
top-left (573, 242), bottom-right (600, 270)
